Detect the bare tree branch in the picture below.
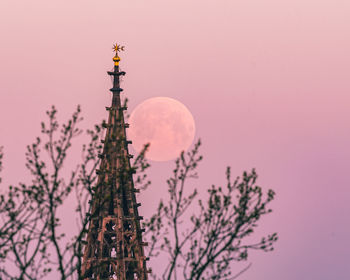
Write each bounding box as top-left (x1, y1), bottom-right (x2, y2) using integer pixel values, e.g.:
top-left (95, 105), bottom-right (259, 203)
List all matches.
top-left (0, 106), bottom-right (277, 280)
top-left (144, 141), bottom-right (278, 280)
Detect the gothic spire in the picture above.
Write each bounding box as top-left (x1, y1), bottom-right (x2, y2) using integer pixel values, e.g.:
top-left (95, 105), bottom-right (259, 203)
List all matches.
top-left (81, 44), bottom-right (150, 280)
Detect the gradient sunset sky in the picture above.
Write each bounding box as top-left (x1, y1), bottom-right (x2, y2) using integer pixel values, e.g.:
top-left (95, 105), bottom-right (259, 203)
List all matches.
top-left (1, 1), bottom-right (350, 279)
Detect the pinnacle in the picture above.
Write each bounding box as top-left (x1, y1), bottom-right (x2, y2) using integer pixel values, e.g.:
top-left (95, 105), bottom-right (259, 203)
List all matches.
top-left (81, 46), bottom-right (149, 280)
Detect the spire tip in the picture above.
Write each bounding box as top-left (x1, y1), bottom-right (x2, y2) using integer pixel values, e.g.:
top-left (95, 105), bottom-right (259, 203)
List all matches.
top-left (112, 43), bottom-right (125, 66)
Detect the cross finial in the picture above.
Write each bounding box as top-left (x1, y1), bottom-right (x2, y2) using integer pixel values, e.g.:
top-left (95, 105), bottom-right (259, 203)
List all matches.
top-left (112, 43), bottom-right (125, 66)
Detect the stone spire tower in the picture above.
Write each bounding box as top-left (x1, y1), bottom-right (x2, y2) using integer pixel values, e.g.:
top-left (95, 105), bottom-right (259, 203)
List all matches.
top-left (81, 44), bottom-right (149, 280)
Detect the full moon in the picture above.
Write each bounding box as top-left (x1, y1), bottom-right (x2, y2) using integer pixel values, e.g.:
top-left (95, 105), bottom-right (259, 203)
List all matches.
top-left (128, 97), bottom-right (196, 161)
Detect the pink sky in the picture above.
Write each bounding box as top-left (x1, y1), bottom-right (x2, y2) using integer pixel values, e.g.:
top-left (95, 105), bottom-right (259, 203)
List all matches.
top-left (1, 0), bottom-right (350, 279)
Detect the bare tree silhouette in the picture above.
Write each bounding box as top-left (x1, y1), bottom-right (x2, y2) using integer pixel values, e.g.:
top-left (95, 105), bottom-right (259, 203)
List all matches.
top-left (143, 141), bottom-right (277, 280)
top-left (0, 106), bottom-right (277, 279)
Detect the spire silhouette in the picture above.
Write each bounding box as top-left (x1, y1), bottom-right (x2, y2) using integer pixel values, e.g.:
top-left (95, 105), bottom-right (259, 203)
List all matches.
top-left (81, 44), bottom-right (150, 280)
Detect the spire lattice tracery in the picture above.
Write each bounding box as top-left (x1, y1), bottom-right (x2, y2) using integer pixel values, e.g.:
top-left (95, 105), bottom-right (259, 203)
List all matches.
top-left (81, 45), bottom-right (149, 280)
